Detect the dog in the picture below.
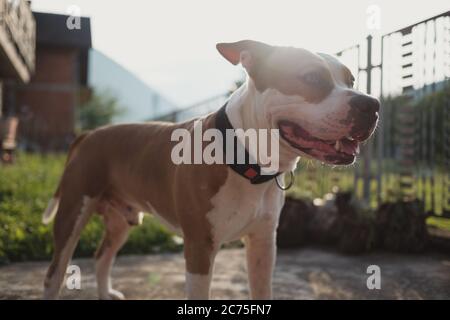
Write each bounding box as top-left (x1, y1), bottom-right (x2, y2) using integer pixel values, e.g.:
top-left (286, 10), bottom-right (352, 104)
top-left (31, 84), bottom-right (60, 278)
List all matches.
top-left (42, 40), bottom-right (379, 300)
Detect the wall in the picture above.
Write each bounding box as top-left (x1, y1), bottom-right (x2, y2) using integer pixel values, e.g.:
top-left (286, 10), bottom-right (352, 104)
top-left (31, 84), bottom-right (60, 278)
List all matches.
top-left (15, 46), bottom-right (80, 151)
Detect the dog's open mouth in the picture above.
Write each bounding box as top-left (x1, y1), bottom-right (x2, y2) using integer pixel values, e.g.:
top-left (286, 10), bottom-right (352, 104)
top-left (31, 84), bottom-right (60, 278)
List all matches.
top-left (278, 120), bottom-right (361, 165)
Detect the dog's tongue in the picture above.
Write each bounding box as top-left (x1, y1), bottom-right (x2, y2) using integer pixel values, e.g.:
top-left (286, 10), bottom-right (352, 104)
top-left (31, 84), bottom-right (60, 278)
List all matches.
top-left (280, 123), bottom-right (334, 153)
top-left (340, 139), bottom-right (358, 155)
top-left (280, 121), bottom-right (359, 155)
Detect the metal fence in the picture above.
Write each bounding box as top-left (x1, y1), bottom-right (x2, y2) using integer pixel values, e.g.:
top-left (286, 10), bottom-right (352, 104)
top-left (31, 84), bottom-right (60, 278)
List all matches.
top-left (336, 11), bottom-right (450, 216)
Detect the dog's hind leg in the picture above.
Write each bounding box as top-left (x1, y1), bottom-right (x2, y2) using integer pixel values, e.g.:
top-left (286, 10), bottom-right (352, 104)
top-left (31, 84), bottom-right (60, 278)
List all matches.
top-left (95, 201), bottom-right (131, 300)
top-left (43, 195), bottom-right (96, 299)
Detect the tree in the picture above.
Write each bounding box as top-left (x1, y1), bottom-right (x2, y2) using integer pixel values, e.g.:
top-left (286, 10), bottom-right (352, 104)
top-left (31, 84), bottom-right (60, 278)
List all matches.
top-left (76, 89), bottom-right (124, 131)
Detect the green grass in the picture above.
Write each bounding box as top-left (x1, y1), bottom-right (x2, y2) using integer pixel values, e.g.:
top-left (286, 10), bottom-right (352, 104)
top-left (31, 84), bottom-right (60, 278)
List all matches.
top-left (288, 158), bottom-right (449, 214)
top-left (0, 152), bottom-right (449, 264)
top-left (287, 158), bottom-right (450, 233)
top-left (427, 216), bottom-right (450, 231)
top-left (0, 153), bottom-right (181, 265)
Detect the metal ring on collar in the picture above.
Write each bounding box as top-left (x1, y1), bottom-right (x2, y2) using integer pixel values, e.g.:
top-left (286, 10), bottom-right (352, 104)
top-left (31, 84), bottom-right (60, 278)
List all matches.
top-left (275, 171), bottom-right (295, 191)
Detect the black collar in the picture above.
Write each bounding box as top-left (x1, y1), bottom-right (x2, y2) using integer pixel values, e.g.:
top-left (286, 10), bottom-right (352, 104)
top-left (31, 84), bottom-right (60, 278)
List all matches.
top-left (215, 102), bottom-right (281, 184)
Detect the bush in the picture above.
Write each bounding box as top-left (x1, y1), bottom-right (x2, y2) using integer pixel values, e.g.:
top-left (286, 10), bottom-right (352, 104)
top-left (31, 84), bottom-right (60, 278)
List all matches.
top-left (0, 153), bottom-right (181, 265)
top-left (76, 89), bottom-right (124, 131)
top-left (375, 200), bottom-right (429, 252)
top-left (277, 193), bottom-right (429, 254)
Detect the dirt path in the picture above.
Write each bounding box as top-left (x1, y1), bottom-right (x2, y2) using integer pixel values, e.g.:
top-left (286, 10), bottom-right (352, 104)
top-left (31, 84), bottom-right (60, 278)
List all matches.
top-left (0, 248), bottom-right (449, 299)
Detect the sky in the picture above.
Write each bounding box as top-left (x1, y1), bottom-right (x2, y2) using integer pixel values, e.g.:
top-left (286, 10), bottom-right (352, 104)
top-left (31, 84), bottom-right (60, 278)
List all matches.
top-left (31, 0), bottom-right (450, 107)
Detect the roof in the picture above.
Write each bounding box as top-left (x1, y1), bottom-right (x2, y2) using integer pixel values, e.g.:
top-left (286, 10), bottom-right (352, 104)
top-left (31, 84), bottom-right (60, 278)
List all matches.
top-left (33, 12), bottom-right (92, 48)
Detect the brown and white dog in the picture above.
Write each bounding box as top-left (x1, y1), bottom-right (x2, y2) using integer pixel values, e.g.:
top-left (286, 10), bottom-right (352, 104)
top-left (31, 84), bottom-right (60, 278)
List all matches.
top-left (42, 40), bottom-right (379, 300)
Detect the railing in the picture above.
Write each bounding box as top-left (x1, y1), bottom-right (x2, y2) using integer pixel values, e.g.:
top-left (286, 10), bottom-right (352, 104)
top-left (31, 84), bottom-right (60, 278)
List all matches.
top-left (0, 0), bottom-right (36, 75)
top-left (332, 11), bottom-right (450, 216)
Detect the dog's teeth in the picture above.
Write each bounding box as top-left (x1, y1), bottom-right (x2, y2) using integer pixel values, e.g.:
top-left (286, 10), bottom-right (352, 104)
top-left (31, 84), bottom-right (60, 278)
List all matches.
top-left (347, 136), bottom-right (354, 141)
top-left (355, 144), bottom-right (360, 154)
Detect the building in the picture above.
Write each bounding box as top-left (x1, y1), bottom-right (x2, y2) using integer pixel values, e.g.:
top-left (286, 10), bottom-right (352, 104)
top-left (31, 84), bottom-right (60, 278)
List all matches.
top-left (2, 6), bottom-right (182, 155)
top-left (13, 11), bottom-right (91, 151)
top-left (2, 10), bottom-right (91, 152)
top-left (88, 49), bottom-right (178, 123)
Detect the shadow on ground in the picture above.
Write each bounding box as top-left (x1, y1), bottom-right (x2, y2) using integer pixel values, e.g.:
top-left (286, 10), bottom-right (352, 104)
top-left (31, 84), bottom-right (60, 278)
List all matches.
top-left (0, 248), bottom-right (449, 299)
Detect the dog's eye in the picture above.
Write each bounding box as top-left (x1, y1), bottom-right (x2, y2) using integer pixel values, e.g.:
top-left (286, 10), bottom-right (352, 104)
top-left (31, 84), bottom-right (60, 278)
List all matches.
top-left (349, 75), bottom-right (355, 88)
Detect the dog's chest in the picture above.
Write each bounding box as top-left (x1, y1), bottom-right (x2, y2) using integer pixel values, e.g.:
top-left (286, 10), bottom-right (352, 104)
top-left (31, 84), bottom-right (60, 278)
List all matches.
top-left (206, 169), bottom-right (283, 245)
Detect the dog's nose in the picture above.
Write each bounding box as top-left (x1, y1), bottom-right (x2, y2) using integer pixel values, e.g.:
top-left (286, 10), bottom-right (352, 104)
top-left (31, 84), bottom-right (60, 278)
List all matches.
top-left (349, 95), bottom-right (380, 114)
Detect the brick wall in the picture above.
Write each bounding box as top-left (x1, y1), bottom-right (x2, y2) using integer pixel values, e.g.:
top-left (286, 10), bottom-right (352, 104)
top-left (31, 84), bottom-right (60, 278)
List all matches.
top-left (15, 46), bottom-right (82, 151)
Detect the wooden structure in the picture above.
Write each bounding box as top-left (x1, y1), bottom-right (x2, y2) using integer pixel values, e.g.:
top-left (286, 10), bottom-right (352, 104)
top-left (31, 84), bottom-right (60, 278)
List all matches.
top-left (0, 0), bottom-right (35, 82)
top-left (0, 0), bottom-right (35, 162)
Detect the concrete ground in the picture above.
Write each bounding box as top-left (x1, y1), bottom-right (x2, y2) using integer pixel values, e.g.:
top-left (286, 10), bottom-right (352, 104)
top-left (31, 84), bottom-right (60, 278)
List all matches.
top-left (0, 248), bottom-right (449, 300)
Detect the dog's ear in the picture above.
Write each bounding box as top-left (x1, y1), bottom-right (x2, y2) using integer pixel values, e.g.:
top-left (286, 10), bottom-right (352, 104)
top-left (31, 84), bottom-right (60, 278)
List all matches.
top-left (216, 40), bottom-right (274, 71)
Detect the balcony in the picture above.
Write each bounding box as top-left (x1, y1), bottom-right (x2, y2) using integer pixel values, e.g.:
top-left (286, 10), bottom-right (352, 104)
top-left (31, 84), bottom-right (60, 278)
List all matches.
top-left (0, 0), bottom-right (35, 82)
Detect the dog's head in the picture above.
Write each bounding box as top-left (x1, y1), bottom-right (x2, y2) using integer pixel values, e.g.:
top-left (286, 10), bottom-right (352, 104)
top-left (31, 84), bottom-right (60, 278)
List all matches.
top-left (217, 40), bottom-right (379, 165)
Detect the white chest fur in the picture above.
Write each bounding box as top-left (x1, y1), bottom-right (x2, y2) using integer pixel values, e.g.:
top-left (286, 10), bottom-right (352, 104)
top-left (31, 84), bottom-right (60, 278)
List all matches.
top-left (207, 168), bottom-right (285, 246)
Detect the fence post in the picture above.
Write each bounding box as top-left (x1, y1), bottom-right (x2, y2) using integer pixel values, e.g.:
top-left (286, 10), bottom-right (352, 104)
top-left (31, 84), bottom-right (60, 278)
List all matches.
top-left (362, 35), bottom-right (374, 205)
top-left (376, 37), bottom-right (384, 205)
top-left (444, 87), bottom-right (450, 217)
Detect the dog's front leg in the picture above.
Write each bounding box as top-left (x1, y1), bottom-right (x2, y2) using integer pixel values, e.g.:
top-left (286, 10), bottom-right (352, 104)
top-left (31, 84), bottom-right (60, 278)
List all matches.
top-left (244, 231), bottom-right (276, 299)
top-left (184, 239), bottom-right (217, 299)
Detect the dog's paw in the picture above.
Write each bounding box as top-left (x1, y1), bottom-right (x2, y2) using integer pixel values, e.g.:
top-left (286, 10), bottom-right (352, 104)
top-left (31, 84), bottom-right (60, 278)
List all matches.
top-left (99, 289), bottom-right (126, 300)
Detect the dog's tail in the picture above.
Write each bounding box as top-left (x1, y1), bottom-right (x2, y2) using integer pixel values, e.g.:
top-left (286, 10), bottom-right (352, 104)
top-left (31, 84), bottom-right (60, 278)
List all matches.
top-left (42, 132), bottom-right (90, 225)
